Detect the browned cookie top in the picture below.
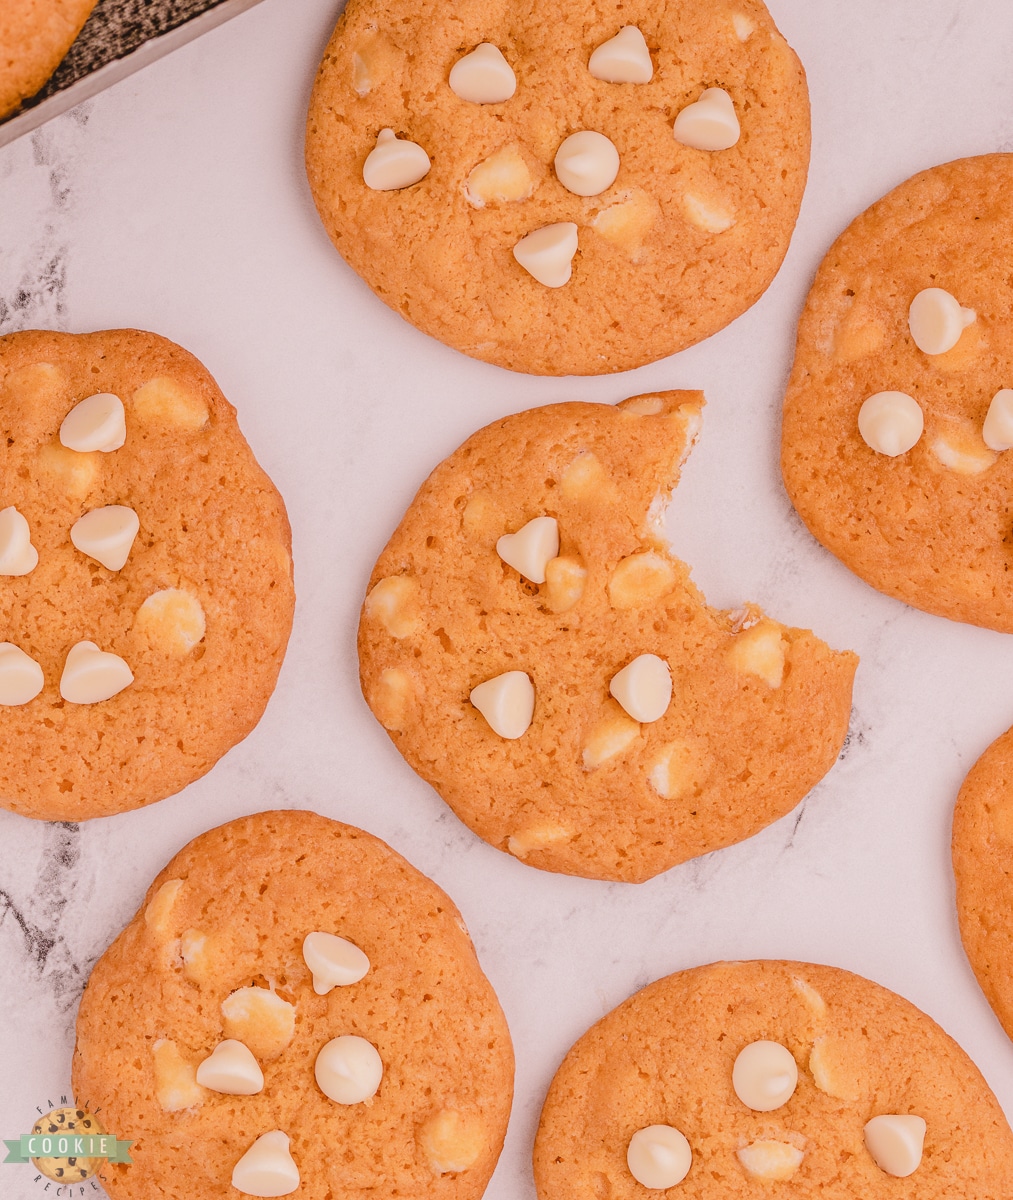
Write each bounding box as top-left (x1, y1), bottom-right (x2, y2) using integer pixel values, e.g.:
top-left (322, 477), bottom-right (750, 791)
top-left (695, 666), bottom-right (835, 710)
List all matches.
top-left (358, 393), bottom-right (857, 882)
top-left (306, 0), bottom-right (810, 375)
top-left (782, 154), bottom-right (1013, 632)
top-left (72, 810), bottom-right (514, 1200)
top-left (0, 329), bottom-right (295, 820)
top-left (0, 0), bottom-right (97, 118)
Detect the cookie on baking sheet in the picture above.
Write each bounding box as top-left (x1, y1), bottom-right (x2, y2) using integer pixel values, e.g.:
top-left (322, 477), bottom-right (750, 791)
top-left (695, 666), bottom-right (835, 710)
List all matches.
top-left (72, 810), bottom-right (514, 1200)
top-left (358, 392), bottom-right (857, 883)
top-left (0, 0), bottom-right (97, 119)
top-left (781, 154), bottom-right (1013, 632)
top-left (305, 0), bottom-right (810, 376)
top-left (0, 329), bottom-right (295, 821)
top-left (534, 960), bottom-right (1013, 1198)
top-left (952, 723), bottom-right (1013, 1042)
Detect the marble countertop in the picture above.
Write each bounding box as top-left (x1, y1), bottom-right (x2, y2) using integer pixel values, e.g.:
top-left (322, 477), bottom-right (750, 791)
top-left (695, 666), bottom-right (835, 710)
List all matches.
top-left (2, 0), bottom-right (1013, 1195)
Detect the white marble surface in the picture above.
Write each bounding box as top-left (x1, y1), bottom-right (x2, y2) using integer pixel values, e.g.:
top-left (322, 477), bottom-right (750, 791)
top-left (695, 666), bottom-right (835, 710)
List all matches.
top-left (2, 0), bottom-right (1013, 1195)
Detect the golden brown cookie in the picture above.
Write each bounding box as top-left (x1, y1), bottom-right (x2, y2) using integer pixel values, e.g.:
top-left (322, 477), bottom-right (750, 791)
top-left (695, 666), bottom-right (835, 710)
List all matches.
top-left (0, 329), bottom-right (295, 820)
top-left (358, 392), bottom-right (857, 883)
top-left (534, 960), bottom-right (1013, 1198)
top-left (0, 0), bottom-right (97, 119)
top-left (781, 154), bottom-right (1013, 632)
top-left (952, 724), bottom-right (1013, 1042)
top-left (72, 810), bottom-right (514, 1200)
top-left (305, 0), bottom-right (810, 375)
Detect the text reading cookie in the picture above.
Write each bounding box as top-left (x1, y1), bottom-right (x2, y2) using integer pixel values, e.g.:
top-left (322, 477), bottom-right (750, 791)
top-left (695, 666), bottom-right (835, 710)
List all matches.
top-left (781, 154), bottom-right (1013, 632)
top-left (0, 0), bottom-right (97, 119)
top-left (305, 0), bottom-right (810, 375)
top-left (535, 960), bottom-right (1013, 1197)
top-left (73, 810), bottom-right (514, 1200)
top-left (358, 393), bottom-right (857, 883)
top-left (953, 723), bottom-right (1013, 1044)
top-left (0, 329), bottom-right (295, 820)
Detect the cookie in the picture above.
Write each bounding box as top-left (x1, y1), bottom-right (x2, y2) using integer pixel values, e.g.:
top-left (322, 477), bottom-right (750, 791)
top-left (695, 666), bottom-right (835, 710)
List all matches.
top-left (952, 723), bottom-right (1013, 1042)
top-left (534, 960), bottom-right (1013, 1197)
top-left (781, 154), bottom-right (1013, 632)
top-left (0, 329), bottom-right (295, 820)
top-left (358, 392), bottom-right (857, 883)
top-left (305, 0), bottom-right (810, 376)
top-left (0, 0), bottom-right (97, 119)
top-left (72, 810), bottom-right (514, 1200)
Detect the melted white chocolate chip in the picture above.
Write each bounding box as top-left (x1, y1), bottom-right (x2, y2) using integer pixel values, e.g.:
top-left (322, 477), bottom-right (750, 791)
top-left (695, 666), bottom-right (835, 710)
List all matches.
top-left (588, 26), bottom-right (653, 83)
top-left (673, 88), bottom-right (740, 151)
top-left (858, 391), bottom-right (924, 456)
top-left (983, 389), bottom-right (1013, 451)
top-left (908, 287), bottom-right (975, 355)
top-left (496, 516), bottom-right (559, 584)
top-left (449, 44), bottom-right (516, 104)
top-left (609, 654), bottom-right (672, 723)
top-left (232, 1130), bottom-right (300, 1198)
top-left (302, 931), bottom-right (370, 994)
top-left (513, 223), bottom-right (578, 287)
top-left (60, 641), bottom-right (133, 704)
top-left (627, 1125), bottom-right (692, 1189)
top-left (554, 130), bottom-right (620, 197)
top-left (0, 643), bottom-right (44, 706)
top-left (363, 129), bottom-right (431, 191)
top-left (0, 507), bottom-right (38, 576)
top-left (315, 1035), bottom-right (383, 1104)
top-left (70, 505), bottom-right (139, 571)
top-left (470, 671), bottom-right (535, 739)
top-left (59, 392), bottom-right (126, 453)
top-left (864, 1114), bottom-right (926, 1177)
top-left (736, 1140), bottom-right (804, 1182)
top-left (196, 1040), bottom-right (264, 1095)
top-left (732, 1040), bottom-right (798, 1111)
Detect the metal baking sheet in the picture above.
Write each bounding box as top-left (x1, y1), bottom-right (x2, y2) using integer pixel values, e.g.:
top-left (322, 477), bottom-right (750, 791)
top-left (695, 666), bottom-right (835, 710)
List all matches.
top-left (0, 0), bottom-right (270, 150)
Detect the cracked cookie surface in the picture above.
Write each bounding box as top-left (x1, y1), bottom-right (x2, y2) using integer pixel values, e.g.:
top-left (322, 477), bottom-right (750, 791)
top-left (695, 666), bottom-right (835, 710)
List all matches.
top-left (357, 393), bottom-right (857, 883)
top-left (534, 960), bottom-right (1013, 1198)
top-left (781, 154), bottom-right (1013, 632)
top-left (72, 810), bottom-right (514, 1200)
top-left (305, 0), bottom-right (810, 375)
top-left (0, 329), bottom-right (295, 820)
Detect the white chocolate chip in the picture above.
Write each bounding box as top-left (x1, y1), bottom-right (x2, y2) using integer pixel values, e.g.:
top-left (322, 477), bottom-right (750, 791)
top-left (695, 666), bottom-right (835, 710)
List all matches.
top-left (648, 741), bottom-right (701, 800)
top-left (144, 878), bottom-right (184, 934)
top-left (59, 392), bottom-right (125, 453)
top-left (513, 222), bottom-right (578, 288)
top-left (858, 391), bottom-right (924, 457)
top-left (36, 443), bottom-right (98, 497)
top-left (418, 1109), bottom-right (487, 1174)
top-left (983, 389), bottom-right (1013, 451)
top-left (180, 929), bottom-right (212, 982)
top-left (608, 551), bottom-right (677, 609)
top-left (448, 44), bottom-right (516, 104)
top-left (196, 1040), bottom-right (264, 1095)
top-left (134, 589), bottom-right (206, 656)
top-left (506, 822), bottom-right (571, 857)
top-left (543, 555), bottom-right (586, 613)
top-left (132, 377), bottom-right (209, 429)
top-left (232, 1130), bottom-right (300, 1198)
top-left (683, 192), bottom-right (735, 233)
top-left (152, 1039), bottom-right (205, 1113)
top-left (0, 507), bottom-right (38, 576)
top-left (808, 1036), bottom-right (859, 1102)
top-left (908, 287), bottom-right (975, 355)
top-left (791, 976), bottom-right (826, 1019)
top-left (732, 1040), bottom-right (798, 1111)
top-left (470, 671), bottom-right (534, 739)
top-left (60, 641), bottom-right (133, 704)
top-left (727, 620), bottom-right (787, 688)
top-left (736, 1141), bottom-right (804, 1181)
top-left (0, 643), bottom-right (44, 706)
top-left (588, 26), bottom-right (653, 83)
top-left (221, 988), bottom-right (296, 1061)
top-left (591, 189), bottom-right (660, 257)
top-left (465, 145), bottom-right (533, 207)
top-left (352, 52), bottom-right (371, 95)
top-left (363, 128), bottom-right (431, 191)
top-left (582, 701), bottom-right (641, 769)
top-left (496, 516), bottom-right (559, 584)
top-left (622, 395), bottom-right (664, 416)
top-left (609, 654), bottom-right (672, 723)
top-left (315, 1035), bottom-right (383, 1105)
top-left (372, 667), bottom-right (414, 732)
top-left (365, 575), bottom-right (421, 638)
top-left (70, 505), bottom-right (139, 571)
top-left (302, 931), bottom-right (370, 994)
top-left (733, 13), bottom-right (756, 41)
top-left (627, 1125), bottom-right (692, 1189)
top-left (930, 426), bottom-right (996, 475)
top-left (864, 1114), bottom-right (926, 1177)
top-left (554, 130), bottom-right (620, 198)
top-left (673, 88), bottom-right (740, 151)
